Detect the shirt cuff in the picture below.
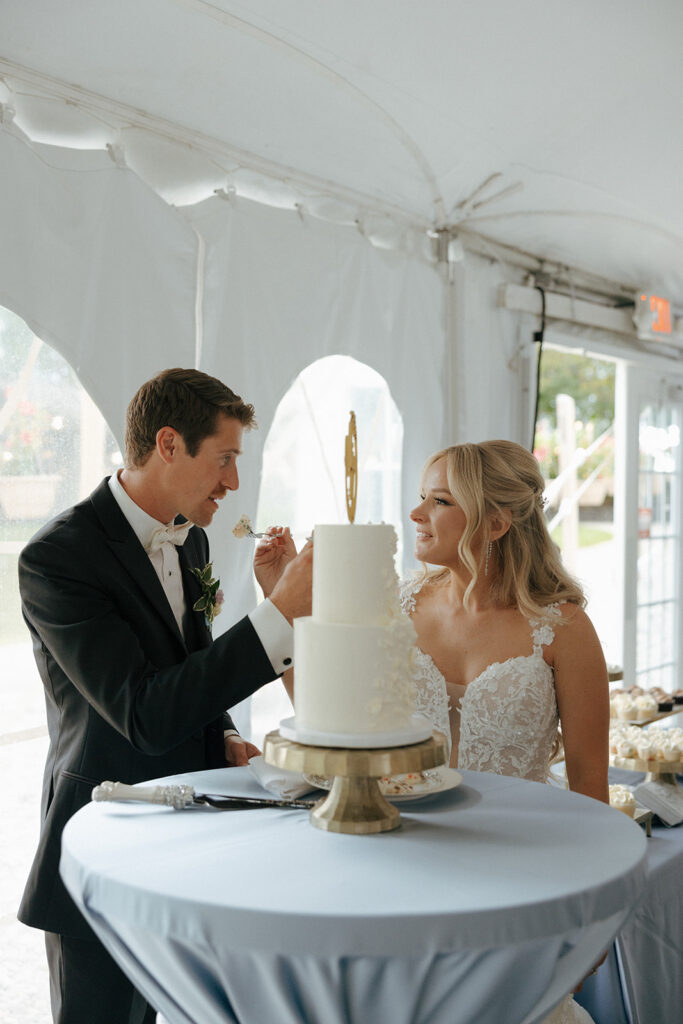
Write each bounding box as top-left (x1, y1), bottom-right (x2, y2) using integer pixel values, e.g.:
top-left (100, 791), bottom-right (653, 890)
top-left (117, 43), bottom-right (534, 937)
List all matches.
top-left (248, 599), bottom-right (294, 675)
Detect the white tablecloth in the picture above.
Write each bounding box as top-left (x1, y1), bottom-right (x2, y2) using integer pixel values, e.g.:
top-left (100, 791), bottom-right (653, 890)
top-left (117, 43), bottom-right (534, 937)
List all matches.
top-left (60, 767), bottom-right (647, 1024)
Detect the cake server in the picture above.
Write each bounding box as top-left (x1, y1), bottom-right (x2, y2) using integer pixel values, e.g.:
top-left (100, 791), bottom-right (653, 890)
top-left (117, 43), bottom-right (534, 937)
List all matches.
top-left (92, 780), bottom-right (315, 810)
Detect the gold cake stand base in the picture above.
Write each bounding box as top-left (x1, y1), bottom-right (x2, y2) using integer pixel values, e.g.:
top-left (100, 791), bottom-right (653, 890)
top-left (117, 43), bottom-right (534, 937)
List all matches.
top-left (263, 730), bottom-right (448, 834)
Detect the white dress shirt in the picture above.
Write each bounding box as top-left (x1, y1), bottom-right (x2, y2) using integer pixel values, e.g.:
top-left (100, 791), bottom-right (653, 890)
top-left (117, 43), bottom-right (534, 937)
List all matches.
top-left (109, 471), bottom-right (187, 634)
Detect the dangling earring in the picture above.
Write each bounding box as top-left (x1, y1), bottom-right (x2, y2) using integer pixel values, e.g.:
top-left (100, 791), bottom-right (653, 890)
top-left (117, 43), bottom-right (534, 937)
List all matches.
top-left (484, 540), bottom-right (492, 577)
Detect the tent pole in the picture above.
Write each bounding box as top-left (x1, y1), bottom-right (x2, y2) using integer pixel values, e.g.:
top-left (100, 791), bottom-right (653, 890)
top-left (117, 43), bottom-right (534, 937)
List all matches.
top-left (437, 230), bottom-right (465, 447)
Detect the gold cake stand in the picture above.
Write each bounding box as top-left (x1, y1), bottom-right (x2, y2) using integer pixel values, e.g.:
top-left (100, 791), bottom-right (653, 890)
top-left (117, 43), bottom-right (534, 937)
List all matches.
top-left (263, 729), bottom-right (449, 834)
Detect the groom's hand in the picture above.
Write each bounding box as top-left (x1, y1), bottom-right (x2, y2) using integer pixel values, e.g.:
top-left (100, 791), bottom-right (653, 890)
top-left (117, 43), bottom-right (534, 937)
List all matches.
top-left (224, 733), bottom-right (261, 766)
top-left (253, 527), bottom-right (297, 598)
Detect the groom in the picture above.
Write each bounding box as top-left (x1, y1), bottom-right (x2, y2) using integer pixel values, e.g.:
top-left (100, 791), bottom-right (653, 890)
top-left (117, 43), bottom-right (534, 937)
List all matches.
top-left (17, 367), bottom-right (312, 1024)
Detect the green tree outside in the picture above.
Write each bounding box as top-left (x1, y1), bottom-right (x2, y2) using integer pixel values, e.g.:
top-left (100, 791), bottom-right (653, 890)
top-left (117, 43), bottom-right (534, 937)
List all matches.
top-left (534, 349), bottom-right (615, 483)
top-left (536, 349), bottom-right (615, 431)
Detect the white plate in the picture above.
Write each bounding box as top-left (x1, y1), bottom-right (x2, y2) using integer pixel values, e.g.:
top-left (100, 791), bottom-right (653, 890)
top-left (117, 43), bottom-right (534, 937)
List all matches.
top-left (381, 767), bottom-right (463, 802)
top-left (279, 715), bottom-right (433, 749)
top-left (304, 767), bottom-right (463, 802)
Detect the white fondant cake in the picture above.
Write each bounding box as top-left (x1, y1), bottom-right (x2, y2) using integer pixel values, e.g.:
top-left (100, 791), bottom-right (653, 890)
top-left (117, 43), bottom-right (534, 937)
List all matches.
top-left (294, 524), bottom-right (418, 737)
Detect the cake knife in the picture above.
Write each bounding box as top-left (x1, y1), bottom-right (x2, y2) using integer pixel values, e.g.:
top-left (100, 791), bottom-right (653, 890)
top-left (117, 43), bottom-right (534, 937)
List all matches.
top-left (92, 780), bottom-right (315, 810)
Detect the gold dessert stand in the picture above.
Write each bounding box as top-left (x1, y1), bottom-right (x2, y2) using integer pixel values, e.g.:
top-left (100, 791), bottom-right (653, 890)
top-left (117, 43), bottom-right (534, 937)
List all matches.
top-left (263, 729), bottom-right (448, 834)
top-left (609, 754), bottom-right (683, 786)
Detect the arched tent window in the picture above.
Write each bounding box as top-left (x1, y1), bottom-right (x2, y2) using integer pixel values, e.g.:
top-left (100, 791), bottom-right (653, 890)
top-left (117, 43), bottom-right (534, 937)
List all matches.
top-left (0, 303), bottom-right (121, 1020)
top-left (249, 354), bottom-right (403, 744)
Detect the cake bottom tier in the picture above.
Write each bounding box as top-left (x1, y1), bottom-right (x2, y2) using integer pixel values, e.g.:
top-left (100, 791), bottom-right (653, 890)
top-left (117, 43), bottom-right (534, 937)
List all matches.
top-left (294, 618), bottom-right (416, 735)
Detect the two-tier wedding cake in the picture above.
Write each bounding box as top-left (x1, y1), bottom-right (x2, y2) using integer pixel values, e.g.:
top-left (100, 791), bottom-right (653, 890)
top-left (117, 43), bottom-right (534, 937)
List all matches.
top-left (292, 523), bottom-right (421, 743)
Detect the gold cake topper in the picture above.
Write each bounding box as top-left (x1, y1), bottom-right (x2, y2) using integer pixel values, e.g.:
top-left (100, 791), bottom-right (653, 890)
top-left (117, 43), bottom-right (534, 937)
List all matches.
top-left (344, 411), bottom-right (358, 524)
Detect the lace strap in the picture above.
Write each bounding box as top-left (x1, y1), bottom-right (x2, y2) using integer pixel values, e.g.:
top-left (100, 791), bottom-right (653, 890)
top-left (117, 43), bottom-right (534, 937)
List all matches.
top-left (529, 602), bottom-right (562, 651)
top-left (399, 573), bottom-right (424, 614)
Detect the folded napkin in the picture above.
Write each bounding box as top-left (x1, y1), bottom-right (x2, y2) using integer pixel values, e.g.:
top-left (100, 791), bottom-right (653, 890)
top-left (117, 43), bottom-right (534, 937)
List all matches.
top-left (248, 755), bottom-right (317, 800)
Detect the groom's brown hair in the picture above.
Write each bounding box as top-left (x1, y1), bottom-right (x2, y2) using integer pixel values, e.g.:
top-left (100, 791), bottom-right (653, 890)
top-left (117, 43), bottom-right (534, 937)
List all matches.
top-left (124, 367), bottom-right (256, 468)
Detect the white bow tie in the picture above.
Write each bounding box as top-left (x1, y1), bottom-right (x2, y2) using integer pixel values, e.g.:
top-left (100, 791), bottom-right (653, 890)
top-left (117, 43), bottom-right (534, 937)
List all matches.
top-left (145, 520), bottom-right (193, 555)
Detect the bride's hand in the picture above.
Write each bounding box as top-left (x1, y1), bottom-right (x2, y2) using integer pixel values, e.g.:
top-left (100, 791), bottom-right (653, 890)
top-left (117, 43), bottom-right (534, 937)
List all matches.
top-left (253, 527), bottom-right (297, 597)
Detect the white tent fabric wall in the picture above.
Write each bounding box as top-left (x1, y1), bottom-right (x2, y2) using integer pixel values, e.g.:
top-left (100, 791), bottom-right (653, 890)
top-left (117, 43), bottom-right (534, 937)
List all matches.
top-left (451, 252), bottom-right (531, 446)
top-left (0, 125), bottom-right (198, 436)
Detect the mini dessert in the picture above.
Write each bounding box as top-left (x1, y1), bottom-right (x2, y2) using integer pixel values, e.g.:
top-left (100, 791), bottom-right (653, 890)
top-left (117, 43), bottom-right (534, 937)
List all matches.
top-left (615, 738), bottom-right (637, 758)
top-left (667, 729), bottom-right (683, 754)
top-left (667, 741), bottom-right (683, 761)
top-left (656, 741), bottom-right (679, 763)
top-left (616, 698), bottom-right (637, 722)
top-left (611, 698), bottom-right (633, 719)
top-left (609, 692), bottom-right (630, 719)
top-left (635, 739), bottom-right (656, 761)
top-left (232, 514), bottom-right (253, 538)
top-left (651, 688), bottom-right (674, 712)
top-left (634, 694), bottom-right (658, 721)
top-left (609, 785), bottom-right (636, 818)
top-left (671, 689), bottom-right (683, 705)
top-left (609, 730), bottom-right (621, 754)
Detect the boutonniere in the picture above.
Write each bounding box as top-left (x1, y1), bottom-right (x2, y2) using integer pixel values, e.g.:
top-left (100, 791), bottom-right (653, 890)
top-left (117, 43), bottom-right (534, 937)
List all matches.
top-left (190, 562), bottom-right (224, 627)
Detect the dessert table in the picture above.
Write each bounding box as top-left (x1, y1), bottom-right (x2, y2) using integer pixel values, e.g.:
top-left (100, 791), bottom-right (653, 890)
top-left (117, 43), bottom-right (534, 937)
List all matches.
top-left (60, 766), bottom-right (647, 1024)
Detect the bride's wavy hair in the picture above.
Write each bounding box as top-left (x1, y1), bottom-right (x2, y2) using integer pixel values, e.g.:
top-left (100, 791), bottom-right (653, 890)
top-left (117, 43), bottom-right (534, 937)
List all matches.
top-left (421, 440), bottom-right (585, 618)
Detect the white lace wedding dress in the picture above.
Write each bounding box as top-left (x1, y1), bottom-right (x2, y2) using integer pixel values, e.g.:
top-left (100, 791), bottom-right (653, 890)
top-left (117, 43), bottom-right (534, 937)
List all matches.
top-left (400, 576), bottom-right (595, 1024)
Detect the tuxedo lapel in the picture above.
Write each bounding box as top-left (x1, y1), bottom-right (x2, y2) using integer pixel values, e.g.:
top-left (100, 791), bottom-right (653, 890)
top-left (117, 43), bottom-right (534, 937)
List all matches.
top-left (180, 533), bottom-right (213, 650)
top-left (89, 480), bottom-right (187, 649)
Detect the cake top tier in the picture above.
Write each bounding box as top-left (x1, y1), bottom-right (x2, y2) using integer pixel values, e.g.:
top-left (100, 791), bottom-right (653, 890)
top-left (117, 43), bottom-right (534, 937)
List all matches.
top-left (312, 523), bottom-right (400, 626)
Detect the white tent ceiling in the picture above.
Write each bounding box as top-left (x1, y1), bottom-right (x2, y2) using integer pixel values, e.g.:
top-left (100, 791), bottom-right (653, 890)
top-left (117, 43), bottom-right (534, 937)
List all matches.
top-left (2, 0), bottom-right (683, 304)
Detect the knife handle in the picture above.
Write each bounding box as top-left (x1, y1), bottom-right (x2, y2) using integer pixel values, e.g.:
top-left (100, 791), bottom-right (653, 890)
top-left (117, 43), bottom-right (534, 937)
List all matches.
top-left (92, 780), bottom-right (195, 809)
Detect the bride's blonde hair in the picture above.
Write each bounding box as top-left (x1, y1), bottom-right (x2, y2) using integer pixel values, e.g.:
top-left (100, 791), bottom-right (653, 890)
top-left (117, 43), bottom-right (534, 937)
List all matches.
top-left (421, 440), bottom-right (585, 618)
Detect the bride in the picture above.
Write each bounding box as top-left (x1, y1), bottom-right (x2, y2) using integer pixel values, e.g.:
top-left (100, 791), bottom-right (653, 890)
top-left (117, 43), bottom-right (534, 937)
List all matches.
top-left (405, 440), bottom-right (609, 1023)
top-left (404, 440), bottom-right (609, 796)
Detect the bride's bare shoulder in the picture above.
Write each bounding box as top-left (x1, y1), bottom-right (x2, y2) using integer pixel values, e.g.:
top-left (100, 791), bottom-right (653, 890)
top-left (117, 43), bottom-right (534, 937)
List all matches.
top-left (546, 602), bottom-right (603, 655)
top-left (549, 601), bottom-right (592, 627)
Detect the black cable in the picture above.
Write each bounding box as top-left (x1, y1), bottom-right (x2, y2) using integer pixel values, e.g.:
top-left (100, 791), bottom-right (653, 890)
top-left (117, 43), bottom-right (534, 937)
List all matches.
top-left (530, 286), bottom-right (546, 452)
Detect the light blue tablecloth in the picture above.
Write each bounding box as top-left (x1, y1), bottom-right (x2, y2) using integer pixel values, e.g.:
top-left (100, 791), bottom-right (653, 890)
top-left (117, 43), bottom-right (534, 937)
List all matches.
top-left (60, 767), bottom-right (647, 1024)
top-left (576, 773), bottom-right (683, 1024)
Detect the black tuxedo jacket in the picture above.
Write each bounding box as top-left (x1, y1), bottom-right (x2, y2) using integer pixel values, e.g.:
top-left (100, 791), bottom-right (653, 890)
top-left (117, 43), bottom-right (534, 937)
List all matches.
top-left (18, 478), bottom-right (277, 938)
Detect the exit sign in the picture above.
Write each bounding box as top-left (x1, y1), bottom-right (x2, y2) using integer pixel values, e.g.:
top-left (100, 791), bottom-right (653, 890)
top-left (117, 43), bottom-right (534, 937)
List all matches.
top-left (634, 292), bottom-right (672, 338)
